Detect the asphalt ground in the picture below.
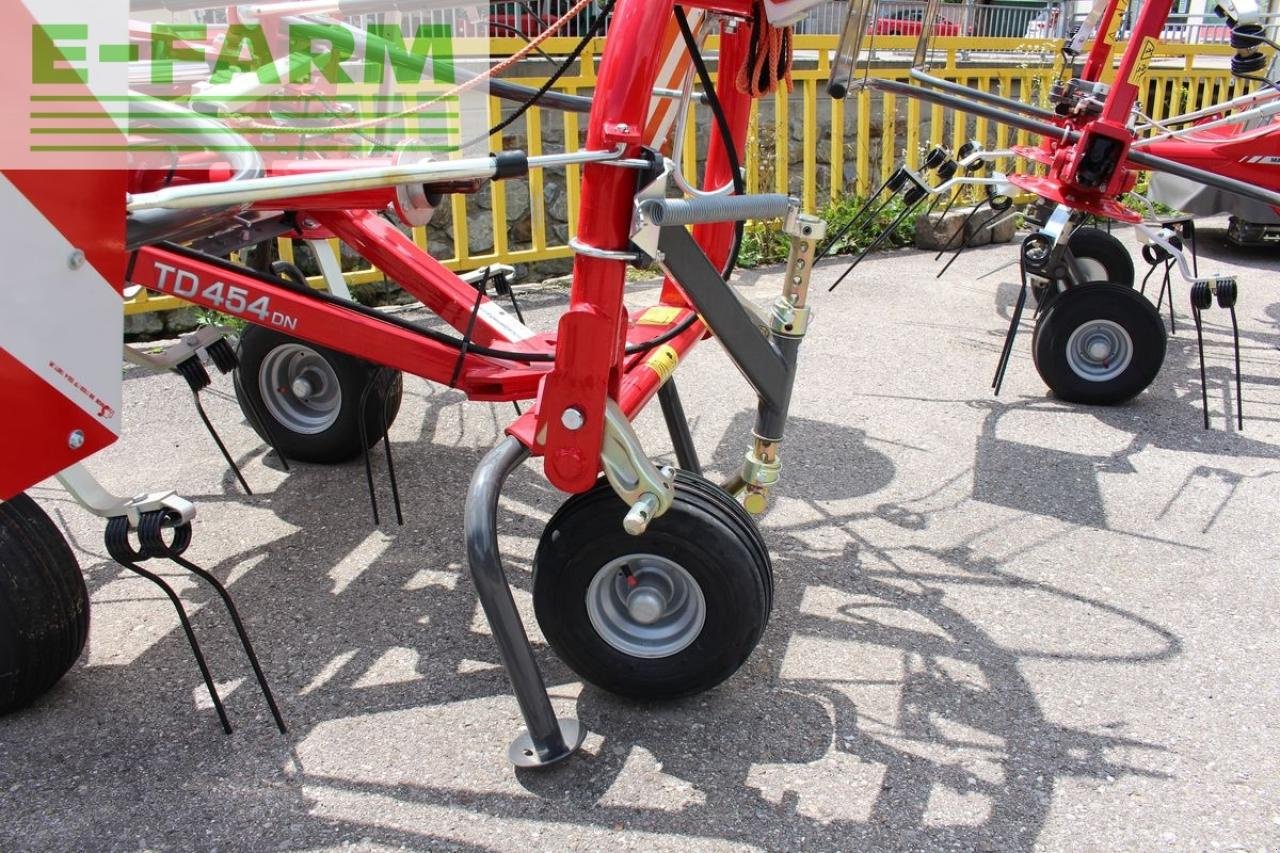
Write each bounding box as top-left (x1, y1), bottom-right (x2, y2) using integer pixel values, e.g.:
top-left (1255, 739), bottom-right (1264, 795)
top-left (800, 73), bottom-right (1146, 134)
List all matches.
top-left (2, 221), bottom-right (1278, 851)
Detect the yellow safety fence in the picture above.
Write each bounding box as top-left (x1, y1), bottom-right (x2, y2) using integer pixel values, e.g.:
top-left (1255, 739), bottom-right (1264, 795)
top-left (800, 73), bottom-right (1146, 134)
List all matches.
top-left (126, 35), bottom-right (1238, 315)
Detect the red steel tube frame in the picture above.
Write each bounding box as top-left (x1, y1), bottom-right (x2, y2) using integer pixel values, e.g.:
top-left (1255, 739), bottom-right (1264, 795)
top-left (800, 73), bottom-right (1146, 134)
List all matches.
top-left (126, 0), bottom-right (763, 496)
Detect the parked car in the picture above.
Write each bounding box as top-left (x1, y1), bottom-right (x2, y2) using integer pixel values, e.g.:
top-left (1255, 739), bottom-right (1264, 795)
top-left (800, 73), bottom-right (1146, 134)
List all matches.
top-left (868, 9), bottom-right (963, 36)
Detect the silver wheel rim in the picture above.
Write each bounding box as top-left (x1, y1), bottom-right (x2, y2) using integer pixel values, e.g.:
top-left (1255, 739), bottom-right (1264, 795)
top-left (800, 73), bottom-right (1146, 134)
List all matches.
top-left (258, 343), bottom-right (342, 434)
top-left (586, 554), bottom-right (706, 659)
top-left (1075, 256), bottom-right (1109, 282)
top-left (1065, 319), bottom-right (1133, 382)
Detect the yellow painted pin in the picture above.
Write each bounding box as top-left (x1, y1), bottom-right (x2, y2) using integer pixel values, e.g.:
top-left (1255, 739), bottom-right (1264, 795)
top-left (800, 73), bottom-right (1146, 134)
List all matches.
top-left (646, 344), bottom-right (680, 383)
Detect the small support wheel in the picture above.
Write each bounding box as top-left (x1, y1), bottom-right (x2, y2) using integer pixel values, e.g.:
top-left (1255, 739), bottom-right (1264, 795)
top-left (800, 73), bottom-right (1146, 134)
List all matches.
top-left (1066, 227), bottom-right (1135, 287)
top-left (1032, 282), bottom-right (1166, 405)
top-left (233, 325), bottom-right (403, 464)
top-left (532, 470), bottom-right (772, 700)
top-left (1038, 227), bottom-right (1136, 308)
top-left (0, 493), bottom-right (89, 714)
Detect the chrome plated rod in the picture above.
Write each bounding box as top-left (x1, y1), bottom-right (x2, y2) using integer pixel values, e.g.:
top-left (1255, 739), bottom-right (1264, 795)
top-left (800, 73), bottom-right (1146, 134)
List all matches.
top-left (127, 146), bottom-right (625, 212)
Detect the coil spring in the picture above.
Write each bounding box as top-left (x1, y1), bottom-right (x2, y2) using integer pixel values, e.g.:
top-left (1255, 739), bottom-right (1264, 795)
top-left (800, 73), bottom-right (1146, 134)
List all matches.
top-left (104, 509), bottom-right (191, 563)
top-left (1231, 22), bottom-right (1265, 50)
top-left (1141, 233), bottom-right (1182, 266)
top-left (1231, 51), bottom-right (1268, 75)
top-left (207, 338), bottom-right (238, 374)
top-left (174, 354), bottom-right (211, 393)
top-left (1215, 277), bottom-right (1238, 309)
top-left (1190, 280), bottom-right (1214, 310)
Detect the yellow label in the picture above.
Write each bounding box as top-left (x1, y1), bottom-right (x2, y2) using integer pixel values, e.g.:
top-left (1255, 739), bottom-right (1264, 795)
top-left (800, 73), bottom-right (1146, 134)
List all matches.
top-left (646, 344), bottom-right (680, 383)
top-left (1103, 0), bottom-right (1130, 46)
top-left (637, 306), bottom-right (683, 326)
top-left (1128, 37), bottom-right (1158, 86)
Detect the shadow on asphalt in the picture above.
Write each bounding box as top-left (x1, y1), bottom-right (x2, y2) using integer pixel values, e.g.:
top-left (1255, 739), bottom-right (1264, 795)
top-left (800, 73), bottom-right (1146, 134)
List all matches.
top-left (4, 382), bottom-right (1197, 852)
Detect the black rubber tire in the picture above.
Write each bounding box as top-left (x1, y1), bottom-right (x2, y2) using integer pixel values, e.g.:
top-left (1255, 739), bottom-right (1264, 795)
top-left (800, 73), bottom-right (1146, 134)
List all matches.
top-left (1066, 227), bottom-right (1135, 288)
top-left (532, 470), bottom-right (772, 700)
top-left (233, 325), bottom-right (403, 464)
top-left (1037, 227), bottom-right (1136, 310)
top-left (1032, 282), bottom-right (1167, 405)
top-left (0, 493), bottom-right (89, 714)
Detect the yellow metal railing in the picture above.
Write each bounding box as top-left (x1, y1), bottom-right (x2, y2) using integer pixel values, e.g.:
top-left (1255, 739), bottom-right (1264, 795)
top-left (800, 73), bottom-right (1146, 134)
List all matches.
top-left (125, 35), bottom-right (1240, 315)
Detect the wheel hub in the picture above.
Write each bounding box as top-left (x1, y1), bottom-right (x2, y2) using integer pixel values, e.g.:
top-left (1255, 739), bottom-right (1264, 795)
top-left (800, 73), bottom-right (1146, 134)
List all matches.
top-left (290, 376), bottom-right (315, 398)
top-left (625, 586), bottom-right (667, 625)
top-left (586, 555), bottom-right (706, 659)
top-left (1065, 319), bottom-right (1133, 383)
top-left (258, 343), bottom-right (343, 434)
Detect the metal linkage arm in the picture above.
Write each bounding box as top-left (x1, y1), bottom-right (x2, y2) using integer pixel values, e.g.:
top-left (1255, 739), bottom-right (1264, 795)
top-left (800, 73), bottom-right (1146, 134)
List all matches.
top-left (656, 225), bottom-right (791, 411)
top-left (649, 200), bottom-right (824, 514)
top-left (56, 463), bottom-right (197, 528)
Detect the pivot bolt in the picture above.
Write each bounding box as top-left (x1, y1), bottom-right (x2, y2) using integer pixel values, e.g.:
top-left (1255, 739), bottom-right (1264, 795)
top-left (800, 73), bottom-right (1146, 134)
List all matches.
top-left (67, 430), bottom-right (85, 449)
top-left (291, 377), bottom-right (314, 398)
top-left (561, 407), bottom-right (585, 431)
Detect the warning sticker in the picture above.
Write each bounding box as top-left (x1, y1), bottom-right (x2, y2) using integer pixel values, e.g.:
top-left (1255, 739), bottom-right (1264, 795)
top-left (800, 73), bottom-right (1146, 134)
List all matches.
top-left (1103, 0), bottom-right (1130, 45)
top-left (646, 344), bottom-right (680, 383)
top-left (637, 306), bottom-right (684, 326)
top-left (1128, 37), bottom-right (1158, 86)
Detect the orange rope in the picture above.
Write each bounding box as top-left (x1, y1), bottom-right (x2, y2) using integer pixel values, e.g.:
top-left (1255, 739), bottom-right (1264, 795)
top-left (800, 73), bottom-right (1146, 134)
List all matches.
top-left (735, 0), bottom-right (794, 98)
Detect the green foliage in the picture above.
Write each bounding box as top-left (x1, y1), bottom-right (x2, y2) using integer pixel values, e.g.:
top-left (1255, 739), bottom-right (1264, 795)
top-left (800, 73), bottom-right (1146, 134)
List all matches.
top-left (736, 192), bottom-right (919, 269)
top-left (1123, 173), bottom-right (1182, 220)
top-left (195, 307), bottom-right (246, 332)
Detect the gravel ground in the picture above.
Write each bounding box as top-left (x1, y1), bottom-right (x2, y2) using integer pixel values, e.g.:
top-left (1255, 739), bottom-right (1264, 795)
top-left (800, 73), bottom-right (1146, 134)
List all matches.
top-left (2, 221), bottom-right (1278, 852)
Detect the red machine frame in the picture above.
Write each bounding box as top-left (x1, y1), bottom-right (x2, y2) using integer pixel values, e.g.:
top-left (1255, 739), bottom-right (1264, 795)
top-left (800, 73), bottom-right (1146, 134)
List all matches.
top-left (126, 0), bottom-right (760, 494)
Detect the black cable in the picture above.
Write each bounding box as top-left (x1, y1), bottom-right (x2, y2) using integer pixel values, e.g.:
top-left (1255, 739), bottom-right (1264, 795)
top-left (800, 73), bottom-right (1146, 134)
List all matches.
top-left (675, 5), bottom-right (746, 279)
top-left (166, 242), bottom-right (691, 362)
top-left (466, 0), bottom-right (617, 149)
top-left (1232, 71), bottom-right (1280, 92)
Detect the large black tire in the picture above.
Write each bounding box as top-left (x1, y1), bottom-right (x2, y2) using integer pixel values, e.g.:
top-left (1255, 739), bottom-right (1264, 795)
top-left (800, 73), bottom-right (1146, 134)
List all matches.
top-left (0, 493), bottom-right (89, 714)
top-left (533, 471), bottom-right (773, 700)
top-left (1032, 282), bottom-right (1167, 405)
top-left (233, 325), bottom-right (403, 464)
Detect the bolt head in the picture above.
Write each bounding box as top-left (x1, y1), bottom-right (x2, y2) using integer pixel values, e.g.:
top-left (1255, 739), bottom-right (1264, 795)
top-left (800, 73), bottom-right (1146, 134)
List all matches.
top-left (743, 491), bottom-right (768, 515)
top-left (67, 430), bottom-right (85, 450)
top-left (67, 250), bottom-right (86, 270)
top-left (560, 407), bottom-right (585, 431)
top-left (291, 377), bottom-right (313, 398)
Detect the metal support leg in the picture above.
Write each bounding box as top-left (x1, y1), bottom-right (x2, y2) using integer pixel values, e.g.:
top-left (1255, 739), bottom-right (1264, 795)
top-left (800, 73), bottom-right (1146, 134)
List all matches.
top-left (465, 437), bottom-right (586, 767)
top-left (658, 381), bottom-right (701, 475)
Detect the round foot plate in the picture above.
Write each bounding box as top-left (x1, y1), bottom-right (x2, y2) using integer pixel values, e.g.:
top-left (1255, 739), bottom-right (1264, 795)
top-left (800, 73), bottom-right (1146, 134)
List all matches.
top-left (508, 718), bottom-right (587, 768)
